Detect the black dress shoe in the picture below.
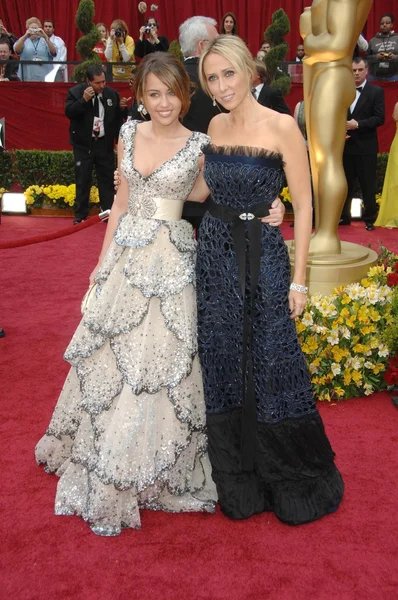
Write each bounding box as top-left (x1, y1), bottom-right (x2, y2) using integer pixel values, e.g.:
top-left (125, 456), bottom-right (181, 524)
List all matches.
top-left (365, 223), bottom-right (375, 231)
top-left (0, 328), bottom-right (6, 338)
top-left (339, 218), bottom-right (351, 226)
top-left (73, 217), bottom-right (86, 225)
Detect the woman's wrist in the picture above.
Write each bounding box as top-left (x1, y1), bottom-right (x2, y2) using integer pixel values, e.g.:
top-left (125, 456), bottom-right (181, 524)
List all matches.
top-left (290, 282), bottom-right (308, 294)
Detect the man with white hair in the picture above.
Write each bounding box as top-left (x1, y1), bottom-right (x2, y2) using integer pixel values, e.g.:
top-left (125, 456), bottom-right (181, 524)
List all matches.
top-left (179, 17), bottom-right (221, 231)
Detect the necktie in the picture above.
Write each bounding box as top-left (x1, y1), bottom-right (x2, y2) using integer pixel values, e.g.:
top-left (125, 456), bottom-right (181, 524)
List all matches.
top-left (93, 95), bottom-right (100, 137)
top-left (251, 87), bottom-right (257, 100)
top-left (356, 86), bottom-right (363, 93)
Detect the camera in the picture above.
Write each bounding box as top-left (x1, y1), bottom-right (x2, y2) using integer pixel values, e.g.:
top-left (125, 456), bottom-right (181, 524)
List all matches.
top-left (145, 26), bottom-right (151, 34)
top-left (29, 28), bottom-right (39, 34)
top-left (115, 29), bottom-right (123, 37)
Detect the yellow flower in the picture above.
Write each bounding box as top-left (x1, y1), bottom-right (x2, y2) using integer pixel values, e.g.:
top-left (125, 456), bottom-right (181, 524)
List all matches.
top-left (352, 371), bottom-right (362, 384)
top-left (352, 343), bottom-right (371, 355)
top-left (360, 325), bottom-right (376, 335)
top-left (296, 321), bottom-right (306, 334)
top-left (332, 346), bottom-right (349, 362)
top-left (302, 336), bottom-right (318, 354)
top-left (334, 387), bottom-right (345, 398)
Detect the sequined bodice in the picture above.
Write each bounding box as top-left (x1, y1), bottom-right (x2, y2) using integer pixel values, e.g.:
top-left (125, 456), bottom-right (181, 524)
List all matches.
top-left (120, 120), bottom-right (210, 218)
top-left (203, 145), bottom-right (284, 210)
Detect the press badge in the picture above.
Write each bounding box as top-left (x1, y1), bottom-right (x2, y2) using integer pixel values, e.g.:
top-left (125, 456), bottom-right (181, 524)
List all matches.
top-left (32, 56), bottom-right (43, 61)
top-left (93, 117), bottom-right (103, 133)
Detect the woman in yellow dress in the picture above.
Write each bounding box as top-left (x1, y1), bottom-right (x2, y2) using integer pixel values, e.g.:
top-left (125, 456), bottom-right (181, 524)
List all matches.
top-left (375, 102), bottom-right (398, 227)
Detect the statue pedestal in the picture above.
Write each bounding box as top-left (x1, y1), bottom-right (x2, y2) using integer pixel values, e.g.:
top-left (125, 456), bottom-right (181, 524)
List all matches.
top-left (286, 240), bottom-right (378, 296)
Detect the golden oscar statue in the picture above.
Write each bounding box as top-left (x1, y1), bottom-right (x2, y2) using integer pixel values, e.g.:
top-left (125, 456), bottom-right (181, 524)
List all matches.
top-left (289, 0), bottom-right (378, 294)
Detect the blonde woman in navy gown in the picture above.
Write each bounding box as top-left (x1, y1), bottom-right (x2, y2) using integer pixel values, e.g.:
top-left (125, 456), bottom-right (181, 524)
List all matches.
top-left (189, 36), bottom-right (344, 524)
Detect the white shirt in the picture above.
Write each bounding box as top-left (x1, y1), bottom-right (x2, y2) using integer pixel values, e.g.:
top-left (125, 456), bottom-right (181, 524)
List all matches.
top-left (357, 34), bottom-right (368, 52)
top-left (92, 93), bottom-right (105, 138)
top-left (50, 34), bottom-right (67, 63)
top-left (253, 83), bottom-right (264, 100)
top-left (350, 79), bottom-right (367, 114)
top-left (49, 34), bottom-right (67, 81)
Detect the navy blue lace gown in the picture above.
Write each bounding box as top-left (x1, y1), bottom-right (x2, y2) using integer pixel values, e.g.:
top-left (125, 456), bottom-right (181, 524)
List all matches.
top-left (197, 145), bottom-right (344, 524)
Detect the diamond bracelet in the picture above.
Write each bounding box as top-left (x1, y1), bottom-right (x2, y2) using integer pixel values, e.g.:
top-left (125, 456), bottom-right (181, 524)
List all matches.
top-left (290, 282), bottom-right (308, 294)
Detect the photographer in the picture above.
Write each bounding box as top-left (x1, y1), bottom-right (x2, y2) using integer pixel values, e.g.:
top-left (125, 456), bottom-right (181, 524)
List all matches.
top-left (367, 13), bottom-right (398, 81)
top-left (134, 18), bottom-right (169, 58)
top-left (104, 19), bottom-right (135, 81)
top-left (13, 17), bottom-right (57, 81)
top-left (0, 18), bottom-right (17, 51)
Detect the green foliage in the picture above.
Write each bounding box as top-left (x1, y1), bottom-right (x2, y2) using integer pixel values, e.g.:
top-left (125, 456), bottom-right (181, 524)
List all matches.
top-left (376, 153), bottom-right (389, 194)
top-left (75, 0), bottom-right (97, 35)
top-left (168, 40), bottom-right (184, 62)
top-left (353, 153), bottom-right (389, 197)
top-left (13, 150), bottom-right (98, 188)
top-left (264, 9), bottom-right (291, 96)
top-left (10, 150), bottom-right (120, 190)
top-left (72, 0), bottom-right (101, 83)
top-left (0, 152), bottom-right (13, 189)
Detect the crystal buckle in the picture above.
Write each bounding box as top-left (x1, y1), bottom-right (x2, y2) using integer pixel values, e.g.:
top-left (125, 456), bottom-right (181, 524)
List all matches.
top-left (239, 212), bottom-right (255, 221)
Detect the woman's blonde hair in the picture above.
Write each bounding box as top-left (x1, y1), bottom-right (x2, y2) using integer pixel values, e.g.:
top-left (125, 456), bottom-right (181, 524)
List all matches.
top-left (199, 35), bottom-right (255, 97)
top-left (135, 52), bottom-right (191, 118)
top-left (26, 17), bottom-right (42, 28)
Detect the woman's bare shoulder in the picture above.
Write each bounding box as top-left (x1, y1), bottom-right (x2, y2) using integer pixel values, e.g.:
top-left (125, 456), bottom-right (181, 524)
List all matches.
top-left (208, 113), bottom-right (229, 135)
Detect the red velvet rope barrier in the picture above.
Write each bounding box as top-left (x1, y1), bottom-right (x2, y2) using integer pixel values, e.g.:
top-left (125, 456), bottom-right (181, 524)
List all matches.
top-left (0, 214), bottom-right (105, 249)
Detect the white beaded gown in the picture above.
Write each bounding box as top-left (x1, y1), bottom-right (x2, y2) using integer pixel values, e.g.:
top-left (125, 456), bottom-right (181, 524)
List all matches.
top-left (35, 121), bottom-right (217, 535)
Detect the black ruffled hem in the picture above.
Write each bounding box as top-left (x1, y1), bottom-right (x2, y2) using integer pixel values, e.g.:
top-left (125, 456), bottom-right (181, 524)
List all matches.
top-left (206, 410), bottom-right (344, 525)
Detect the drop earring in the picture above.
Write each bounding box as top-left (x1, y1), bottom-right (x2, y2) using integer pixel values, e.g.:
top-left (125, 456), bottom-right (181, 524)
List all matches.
top-left (212, 96), bottom-right (216, 107)
top-left (137, 101), bottom-right (147, 116)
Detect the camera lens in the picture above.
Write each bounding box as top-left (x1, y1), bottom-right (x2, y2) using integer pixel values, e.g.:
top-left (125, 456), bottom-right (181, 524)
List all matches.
top-left (115, 29), bottom-right (122, 37)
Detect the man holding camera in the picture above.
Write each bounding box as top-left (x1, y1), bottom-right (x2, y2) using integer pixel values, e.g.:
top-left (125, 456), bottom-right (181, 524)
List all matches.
top-left (65, 64), bottom-right (122, 224)
top-left (135, 18), bottom-right (169, 58)
top-left (104, 19), bottom-right (135, 81)
top-left (13, 17), bottom-right (57, 81)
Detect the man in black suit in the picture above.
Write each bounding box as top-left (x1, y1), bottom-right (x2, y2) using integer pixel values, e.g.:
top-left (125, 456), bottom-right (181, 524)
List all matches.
top-left (65, 64), bottom-right (122, 224)
top-left (178, 16), bottom-right (220, 231)
top-left (340, 58), bottom-right (385, 230)
top-left (0, 37), bottom-right (19, 81)
top-left (252, 59), bottom-right (291, 114)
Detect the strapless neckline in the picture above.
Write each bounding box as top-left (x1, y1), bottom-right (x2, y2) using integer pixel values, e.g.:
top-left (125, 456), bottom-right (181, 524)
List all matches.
top-left (203, 143), bottom-right (284, 163)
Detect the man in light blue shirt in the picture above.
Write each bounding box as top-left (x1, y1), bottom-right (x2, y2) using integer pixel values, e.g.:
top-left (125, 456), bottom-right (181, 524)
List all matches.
top-left (13, 17), bottom-right (57, 81)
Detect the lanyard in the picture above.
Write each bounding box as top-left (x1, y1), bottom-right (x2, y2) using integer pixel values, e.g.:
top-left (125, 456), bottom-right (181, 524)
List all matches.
top-left (31, 38), bottom-right (41, 55)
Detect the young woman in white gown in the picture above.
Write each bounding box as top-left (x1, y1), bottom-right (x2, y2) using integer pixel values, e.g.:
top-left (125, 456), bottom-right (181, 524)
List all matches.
top-left (35, 53), bottom-right (219, 536)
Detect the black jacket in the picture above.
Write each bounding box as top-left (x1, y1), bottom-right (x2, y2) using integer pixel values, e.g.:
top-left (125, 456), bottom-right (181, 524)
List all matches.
top-left (182, 57), bottom-right (223, 134)
top-left (256, 84), bottom-right (291, 115)
top-left (345, 81), bottom-right (385, 156)
top-left (134, 36), bottom-right (169, 58)
top-left (65, 83), bottom-right (122, 152)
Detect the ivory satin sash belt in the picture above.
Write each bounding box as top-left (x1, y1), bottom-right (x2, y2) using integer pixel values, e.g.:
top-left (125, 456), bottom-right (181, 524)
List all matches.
top-left (136, 197), bottom-right (185, 221)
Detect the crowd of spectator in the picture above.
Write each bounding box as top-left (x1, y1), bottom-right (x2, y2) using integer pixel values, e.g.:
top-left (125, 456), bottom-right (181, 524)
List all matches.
top-left (0, 11), bottom-right (397, 83)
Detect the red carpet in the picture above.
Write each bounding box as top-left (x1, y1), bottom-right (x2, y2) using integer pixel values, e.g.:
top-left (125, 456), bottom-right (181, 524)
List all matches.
top-left (1, 216), bottom-right (397, 600)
